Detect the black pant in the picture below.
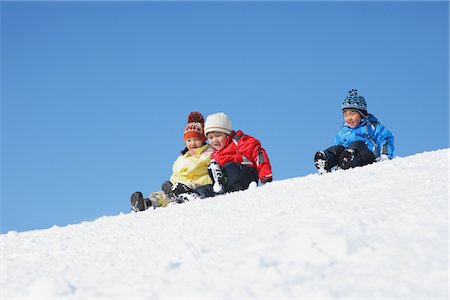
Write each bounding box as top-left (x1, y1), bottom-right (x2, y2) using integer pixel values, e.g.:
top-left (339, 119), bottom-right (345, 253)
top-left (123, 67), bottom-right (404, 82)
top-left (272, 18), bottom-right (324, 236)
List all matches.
top-left (222, 162), bottom-right (258, 193)
top-left (324, 141), bottom-right (375, 170)
top-left (195, 162), bottom-right (258, 198)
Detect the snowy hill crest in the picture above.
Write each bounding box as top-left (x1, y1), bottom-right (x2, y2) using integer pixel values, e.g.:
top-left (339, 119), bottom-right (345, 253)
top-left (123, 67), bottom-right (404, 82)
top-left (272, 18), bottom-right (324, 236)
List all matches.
top-left (1, 149), bottom-right (448, 299)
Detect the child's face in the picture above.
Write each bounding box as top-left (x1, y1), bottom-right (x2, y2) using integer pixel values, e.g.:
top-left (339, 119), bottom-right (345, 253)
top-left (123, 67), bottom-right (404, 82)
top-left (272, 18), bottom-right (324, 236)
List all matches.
top-left (206, 131), bottom-right (228, 150)
top-left (343, 110), bottom-right (362, 128)
top-left (185, 137), bottom-right (203, 150)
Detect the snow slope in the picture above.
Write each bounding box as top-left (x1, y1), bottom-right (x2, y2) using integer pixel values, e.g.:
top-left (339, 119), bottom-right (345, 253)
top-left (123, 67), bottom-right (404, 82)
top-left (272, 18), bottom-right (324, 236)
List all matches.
top-left (1, 149), bottom-right (448, 299)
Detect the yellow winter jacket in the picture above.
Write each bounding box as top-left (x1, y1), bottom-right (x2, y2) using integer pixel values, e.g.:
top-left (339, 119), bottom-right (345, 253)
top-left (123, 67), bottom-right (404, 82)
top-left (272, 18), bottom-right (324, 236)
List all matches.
top-left (170, 144), bottom-right (213, 189)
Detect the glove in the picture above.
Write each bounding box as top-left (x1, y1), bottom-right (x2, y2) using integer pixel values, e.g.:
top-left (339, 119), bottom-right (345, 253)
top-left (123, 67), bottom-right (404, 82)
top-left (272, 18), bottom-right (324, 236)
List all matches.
top-left (376, 154), bottom-right (390, 162)
top-left (260, 176), bottom-right (272, 184)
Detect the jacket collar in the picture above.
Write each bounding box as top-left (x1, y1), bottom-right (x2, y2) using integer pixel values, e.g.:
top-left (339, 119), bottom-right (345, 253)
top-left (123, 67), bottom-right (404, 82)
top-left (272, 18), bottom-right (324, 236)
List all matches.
top-left (185, 143), bottom-right (211, 156)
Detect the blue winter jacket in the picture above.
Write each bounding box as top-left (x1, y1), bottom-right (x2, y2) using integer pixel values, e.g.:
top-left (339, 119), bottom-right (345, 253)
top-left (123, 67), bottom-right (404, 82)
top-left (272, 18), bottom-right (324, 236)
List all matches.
top-left (335, 114), bottom-right (395, 159)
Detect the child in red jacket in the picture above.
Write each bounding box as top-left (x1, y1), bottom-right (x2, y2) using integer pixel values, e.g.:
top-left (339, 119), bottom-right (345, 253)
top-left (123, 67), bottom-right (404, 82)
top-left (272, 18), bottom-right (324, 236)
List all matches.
top-left (173, 112), bottom-right (272, 203)
top-left (204, 112), bottom-right (272, 195)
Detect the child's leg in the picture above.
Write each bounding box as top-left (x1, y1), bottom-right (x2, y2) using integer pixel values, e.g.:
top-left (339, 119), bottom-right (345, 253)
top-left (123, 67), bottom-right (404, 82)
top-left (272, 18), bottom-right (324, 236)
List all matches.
top-left (340, 141), bottom-right (375, 169)
top-left (325, 145), bottom-right (346, 167)
top-left (161, 180), bottom-right (193, 200)
top-left (348, 141), bottom-right (376, 166)
top-left (314, 145), bottom-right (345, 172)
top-left (222, 162), bottom-right (258, 193)
top-left (150, 191), bottom-right (171, 207)
top-left (193, 184), bottom-right (215, 199)
top-left (172, 185), bottom-right (214, 203)
top-left (208, 161), bottom-right (226, 194)
top-left (131, 191), bottom-right (160, 211)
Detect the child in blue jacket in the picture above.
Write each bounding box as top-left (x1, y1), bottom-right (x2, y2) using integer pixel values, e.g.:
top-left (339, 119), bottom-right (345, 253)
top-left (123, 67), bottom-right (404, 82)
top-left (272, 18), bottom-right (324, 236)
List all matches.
top-left (314, 89), bottom-right (394, 174)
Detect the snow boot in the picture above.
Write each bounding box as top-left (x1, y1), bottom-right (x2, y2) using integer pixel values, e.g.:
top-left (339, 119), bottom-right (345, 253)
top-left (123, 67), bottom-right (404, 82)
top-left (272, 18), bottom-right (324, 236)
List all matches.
top-left (339, 149), bottom-right (360, 170)
top-left (130, 191), bottom-right (148, 212)
top-left (208, 161), bottom-right (225, 193)
top-left (314, 151), bottom-right (329, 174)
top-left (161, 181), bottom-right (192, 201)
top-left (161, 181), bottom-right (174, 198)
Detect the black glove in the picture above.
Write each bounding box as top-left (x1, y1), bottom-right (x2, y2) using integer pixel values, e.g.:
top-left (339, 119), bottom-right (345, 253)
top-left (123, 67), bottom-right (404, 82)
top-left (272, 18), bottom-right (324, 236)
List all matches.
top-left (260, 176), bottom-right (272, 184)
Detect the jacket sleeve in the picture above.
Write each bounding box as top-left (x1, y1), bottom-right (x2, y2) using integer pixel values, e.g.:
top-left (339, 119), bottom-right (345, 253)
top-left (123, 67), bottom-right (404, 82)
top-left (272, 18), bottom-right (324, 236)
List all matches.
top-left (373, 123), bottom-right (395, 158)
top-left (248, 140), bottom-right (272, 182)
top-left (335, 127), bottom-right (344, 146)
top-left (169, 155), bottom-right (184, 185)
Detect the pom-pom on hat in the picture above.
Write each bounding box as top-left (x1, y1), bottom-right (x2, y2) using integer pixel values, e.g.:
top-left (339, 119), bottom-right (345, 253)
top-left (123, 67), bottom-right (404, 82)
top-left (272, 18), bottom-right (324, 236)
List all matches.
top-left (204, 112), bottom-right (232, 136)
top-left (184, 112), bottom-right (207, 142)
top-left (342, 89), bottom-right (367, 116)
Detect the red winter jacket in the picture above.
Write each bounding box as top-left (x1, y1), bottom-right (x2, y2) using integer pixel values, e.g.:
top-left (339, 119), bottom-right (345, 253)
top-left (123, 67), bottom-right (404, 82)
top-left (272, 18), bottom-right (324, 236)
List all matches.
top-left (211, 130), bottom-right (272, 183)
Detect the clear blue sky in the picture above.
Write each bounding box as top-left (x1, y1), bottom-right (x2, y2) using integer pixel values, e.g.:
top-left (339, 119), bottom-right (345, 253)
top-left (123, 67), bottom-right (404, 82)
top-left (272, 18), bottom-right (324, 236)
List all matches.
top-left (1, 1), bottom-right (448, 233)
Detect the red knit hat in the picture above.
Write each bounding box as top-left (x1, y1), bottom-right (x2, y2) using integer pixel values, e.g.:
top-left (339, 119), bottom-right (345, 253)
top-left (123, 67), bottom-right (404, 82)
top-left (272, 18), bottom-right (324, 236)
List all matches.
top-left (184, 112), bottom-right (206, 142)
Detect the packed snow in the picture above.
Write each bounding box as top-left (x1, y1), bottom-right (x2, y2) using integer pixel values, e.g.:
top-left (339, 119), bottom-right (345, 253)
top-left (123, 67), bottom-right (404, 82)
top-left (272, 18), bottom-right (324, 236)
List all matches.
top-left (1, 149), bottom-right (448, 299)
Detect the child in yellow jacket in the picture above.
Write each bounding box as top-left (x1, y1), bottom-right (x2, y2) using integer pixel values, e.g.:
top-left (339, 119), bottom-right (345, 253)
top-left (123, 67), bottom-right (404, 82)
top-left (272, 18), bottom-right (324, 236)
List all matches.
top-left (130, 112), bottom-right (213, 212)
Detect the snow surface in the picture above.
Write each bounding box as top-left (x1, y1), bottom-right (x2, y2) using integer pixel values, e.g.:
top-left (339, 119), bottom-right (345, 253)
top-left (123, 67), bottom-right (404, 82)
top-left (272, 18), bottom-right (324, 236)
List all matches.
top-left (1, 149), bottom-right (449, 299)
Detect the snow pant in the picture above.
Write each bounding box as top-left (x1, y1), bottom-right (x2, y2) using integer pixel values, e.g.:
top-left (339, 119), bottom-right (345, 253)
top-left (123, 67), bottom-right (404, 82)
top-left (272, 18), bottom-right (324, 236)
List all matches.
top-left (324, 141), bottom-right (375, 170)
top-left (194, 184), bottom-right (215, 199)
top-left (195, 162), bottom-right (258, 198)
top-left (221, 162), bottom-right (258, 193)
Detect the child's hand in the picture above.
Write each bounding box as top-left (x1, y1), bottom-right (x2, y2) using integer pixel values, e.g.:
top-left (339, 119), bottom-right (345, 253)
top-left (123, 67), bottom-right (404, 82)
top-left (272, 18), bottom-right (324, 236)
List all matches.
top-left (376, 154), bottom-right (390, 162)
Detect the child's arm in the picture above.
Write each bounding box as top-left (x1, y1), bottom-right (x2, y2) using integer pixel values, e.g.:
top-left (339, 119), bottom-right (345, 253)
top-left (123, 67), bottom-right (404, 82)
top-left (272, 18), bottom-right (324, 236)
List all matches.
top-left (236, 133), bottom-right (273, 184)
top-left (254, 145), bottom-right (272, 183)
top-left (335, 128), bottom-right (344, 146)
top-left (247, 141), bottom-right (272, 184)
top-left (335, 133), bottom-right (342, 146)
top-left (373, 123), bottom-right (395, 159)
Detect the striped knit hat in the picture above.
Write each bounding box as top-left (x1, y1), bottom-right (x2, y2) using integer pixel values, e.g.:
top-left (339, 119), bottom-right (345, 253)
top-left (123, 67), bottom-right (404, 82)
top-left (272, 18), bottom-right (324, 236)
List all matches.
top-left (342, 89), bottom-right (367, 116)
top-left (184, 112), bottom-right (207, 142)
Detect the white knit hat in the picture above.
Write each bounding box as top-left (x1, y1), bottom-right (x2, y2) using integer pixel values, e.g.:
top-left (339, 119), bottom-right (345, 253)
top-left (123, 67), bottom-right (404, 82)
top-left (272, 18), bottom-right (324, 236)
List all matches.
top-left (204, 112), bottom-right (232, 135)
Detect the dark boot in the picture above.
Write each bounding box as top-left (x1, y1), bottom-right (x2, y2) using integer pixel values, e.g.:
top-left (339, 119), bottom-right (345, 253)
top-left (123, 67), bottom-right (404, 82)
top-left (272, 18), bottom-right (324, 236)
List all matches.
top-left (314, 151), bottom-right (329, 174)
top-left (315, 146), bottom-right (345, 173)
top-left (130, 191), bottom-right (148, 212)
top-left (161, 181), bottom-right (192, 200)
top-left (161, 181), bottom-right (174, 199)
